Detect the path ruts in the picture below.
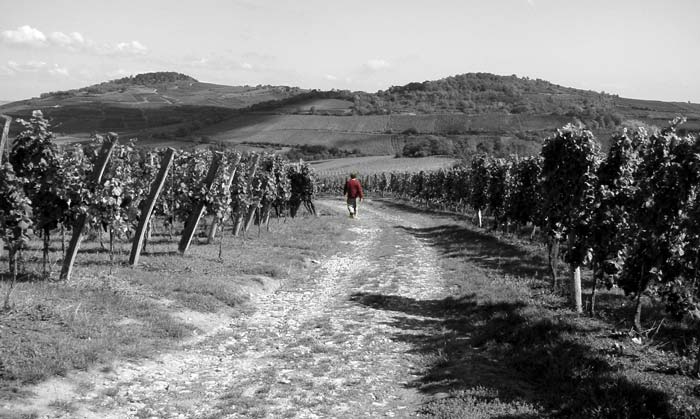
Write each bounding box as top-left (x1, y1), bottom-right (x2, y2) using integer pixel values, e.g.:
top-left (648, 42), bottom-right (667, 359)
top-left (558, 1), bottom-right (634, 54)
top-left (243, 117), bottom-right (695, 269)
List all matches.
top-left (13, 199), bottom-right (451, 418)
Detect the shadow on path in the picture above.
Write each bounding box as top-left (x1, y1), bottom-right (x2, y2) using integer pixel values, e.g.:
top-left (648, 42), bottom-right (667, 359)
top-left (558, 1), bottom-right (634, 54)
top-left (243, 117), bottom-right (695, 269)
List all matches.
top-left (351, 290), bottom-right (675, 418)
top-left (375, 199), bottom-right (550, 281)
top-left (396, 224), bottom-right (549, 282)
top-left (351, 200), bottom-right (682, 418)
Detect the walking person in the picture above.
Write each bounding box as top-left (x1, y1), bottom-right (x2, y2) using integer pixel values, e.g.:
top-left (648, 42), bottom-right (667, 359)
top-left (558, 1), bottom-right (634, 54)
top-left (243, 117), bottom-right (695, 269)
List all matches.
top-left (343, 173), bottom-right (364, 218)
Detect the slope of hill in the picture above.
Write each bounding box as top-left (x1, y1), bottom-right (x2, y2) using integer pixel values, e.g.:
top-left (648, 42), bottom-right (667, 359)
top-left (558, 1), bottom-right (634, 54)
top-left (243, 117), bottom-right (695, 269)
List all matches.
top-left (359, 73), bottom-right (617, 115)
top-left (192, 112), bottom-right (572, 156)
top-left (354, 73), bottom-right (700, 131)
top-left (192, 74), bottom-right (700, 155)
top-left (0, 71), bottom-right (310, 137)
top-left (2, 71), bottom-right (699, 156)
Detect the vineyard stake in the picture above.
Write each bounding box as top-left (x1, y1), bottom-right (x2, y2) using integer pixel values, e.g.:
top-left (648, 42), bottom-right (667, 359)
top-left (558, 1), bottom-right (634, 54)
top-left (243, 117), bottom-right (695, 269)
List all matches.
top-left (569, 233), bottom-right (583, 313)
top-left (0, 115), bottom-right (11, 163)
top-left (60, 133), bottom-right (119, 280)
top-left (234, 154), bottom-right (260, 236)
top-left (206, 217), bottom-right (218, 244)
top-left (243, 202), bottom-right (258, 234)
top-left (207, 153), bottom-right (242, 243)
top-left (178, 152), bottom-right (223, 254)
top-left (129, 148), bottom-right (175, 266)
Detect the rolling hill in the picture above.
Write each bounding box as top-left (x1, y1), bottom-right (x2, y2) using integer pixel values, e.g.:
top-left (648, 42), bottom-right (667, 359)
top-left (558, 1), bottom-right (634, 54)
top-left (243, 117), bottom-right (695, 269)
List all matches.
top-left (0, 72), bottom-right (310, 141)
top-left (2, 71), bottom-right (699, 156)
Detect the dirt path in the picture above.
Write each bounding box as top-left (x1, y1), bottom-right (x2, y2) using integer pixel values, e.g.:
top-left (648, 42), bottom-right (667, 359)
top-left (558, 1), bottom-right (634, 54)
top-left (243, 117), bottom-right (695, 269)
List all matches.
top-left (8, 199), bottom-right (453, 418)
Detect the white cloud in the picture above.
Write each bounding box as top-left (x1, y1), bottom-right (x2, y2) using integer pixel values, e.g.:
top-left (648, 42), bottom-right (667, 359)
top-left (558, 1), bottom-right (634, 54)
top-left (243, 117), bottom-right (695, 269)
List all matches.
top-left (189, 56), bottom-right (256, 71)
top-left (365, 59), bottom-right (390, 71)
top-left (191, 57), bottom-right (209, 66)
top-left (1, 25), bottom-right (47, 47)
top-left (48, 64), bottom-right (69, 77)
top-left (1, 25), bottom-right (148, 56)
top-left (242, 51), bottom-right (276, 63)
top-left (182, 52), bottom-right (281, 77)
top-left (8, 60), bottom-right (47, 72)
top-left (325, 74), bottom-right (338, 81)
top-left (48, 31), bottom-right (86, 50)
top-left (3, 60), bottom-right (72, 78)
top-left (0, 65), bottom-right (15, 76)
top-left (233, 0), bottom-right (261, 8)
top-left (115, 40), bottom-right (148, 55)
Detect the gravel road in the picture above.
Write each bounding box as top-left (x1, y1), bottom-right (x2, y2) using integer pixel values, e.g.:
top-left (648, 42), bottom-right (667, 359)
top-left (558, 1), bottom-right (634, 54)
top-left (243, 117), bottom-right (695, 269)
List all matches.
top-left (8, 199), bottom-right (453, 418)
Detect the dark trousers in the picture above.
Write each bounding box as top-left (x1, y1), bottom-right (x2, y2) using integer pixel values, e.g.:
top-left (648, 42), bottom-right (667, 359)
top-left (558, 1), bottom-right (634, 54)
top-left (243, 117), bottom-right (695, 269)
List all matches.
top-left (346, 197), bottom-right (359, 215)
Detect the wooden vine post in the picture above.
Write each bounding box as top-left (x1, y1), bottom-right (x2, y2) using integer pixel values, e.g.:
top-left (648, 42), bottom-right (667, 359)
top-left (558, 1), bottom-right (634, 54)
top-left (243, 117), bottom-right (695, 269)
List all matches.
top-left (569, 233), bottom-right (583, 312)
top-left (0, 115), bottom-right (9, 261)
top-left (129, 148), bottom-right (176, 266)
top-left (243, 195), bottom-right (261, 233)
top-left (233, 154), bottom-right (260, 236)
top-left (260, 200), bottom-right (273, 232)
top-left (60, 133), bottom-right (119, 280)
top-left (178, 152), bottom-right (223, 254)
top-left (206, 153), bottom-right (242, 243)
top-left (0, 115), bottom-right (11, 163)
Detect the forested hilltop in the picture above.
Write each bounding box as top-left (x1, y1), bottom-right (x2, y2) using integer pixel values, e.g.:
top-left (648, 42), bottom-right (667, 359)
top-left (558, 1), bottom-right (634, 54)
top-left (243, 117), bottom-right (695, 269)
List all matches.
top-left (358, 73), bottom-right (615, 115)
top-left (351, 74), bottom-right (615, 127)
top-left (348, 73), bottom-right (699, 131)
top-left (40, 72), bottom-right (199, 98)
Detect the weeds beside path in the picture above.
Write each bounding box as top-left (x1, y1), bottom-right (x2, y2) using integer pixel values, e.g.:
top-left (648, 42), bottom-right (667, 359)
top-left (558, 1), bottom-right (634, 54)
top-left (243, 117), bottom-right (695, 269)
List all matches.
top-left (5, 198), bottom-right (698, 418)
top-left (370, 199), bottom-right (700, 418)
top-left (2, 199), bottom-right (458, 418)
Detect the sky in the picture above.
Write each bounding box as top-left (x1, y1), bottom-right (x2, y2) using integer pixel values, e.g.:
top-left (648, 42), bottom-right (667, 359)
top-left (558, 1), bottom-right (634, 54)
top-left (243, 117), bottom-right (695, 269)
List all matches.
top-left (1, 0), bottom-right (699, 102)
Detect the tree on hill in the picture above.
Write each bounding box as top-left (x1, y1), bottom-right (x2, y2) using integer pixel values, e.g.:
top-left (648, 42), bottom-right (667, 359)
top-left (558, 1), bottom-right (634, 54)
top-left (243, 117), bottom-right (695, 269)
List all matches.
top-left (39, 72), bottom-right (199, 98)
top-left (351, 72), bottom-right (620, 128)
top-left (111, 72), bottom-right (198, 86)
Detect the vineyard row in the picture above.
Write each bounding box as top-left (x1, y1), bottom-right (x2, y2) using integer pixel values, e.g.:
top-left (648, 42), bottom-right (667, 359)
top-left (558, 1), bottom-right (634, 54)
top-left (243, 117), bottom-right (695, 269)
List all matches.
top-left (319, 118), bottom-right (700, 367)
top-left (0, 111), bottom-right (318, 307)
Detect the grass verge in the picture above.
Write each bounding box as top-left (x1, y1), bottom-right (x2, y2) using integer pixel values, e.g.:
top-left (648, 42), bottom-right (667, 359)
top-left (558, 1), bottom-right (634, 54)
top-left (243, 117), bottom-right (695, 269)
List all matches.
top-left (366, 199), bottom-right (700, 418)
top-left (0, 207), bottom-right (344, 401)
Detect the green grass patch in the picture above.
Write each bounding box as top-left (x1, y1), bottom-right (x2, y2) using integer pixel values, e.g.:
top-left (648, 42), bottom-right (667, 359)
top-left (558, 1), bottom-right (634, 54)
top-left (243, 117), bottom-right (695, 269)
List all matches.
top-left (0, 212), bottom-right (346, 400)
top-left (0, 280), bottom-right (194, 398)
top-left (363, 200), bottom-right (700, 418)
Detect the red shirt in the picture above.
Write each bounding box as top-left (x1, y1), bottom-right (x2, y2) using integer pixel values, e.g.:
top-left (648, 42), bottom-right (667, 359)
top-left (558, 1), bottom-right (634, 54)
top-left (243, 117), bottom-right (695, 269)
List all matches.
top-left (344, 178), bottom-right (364, 199)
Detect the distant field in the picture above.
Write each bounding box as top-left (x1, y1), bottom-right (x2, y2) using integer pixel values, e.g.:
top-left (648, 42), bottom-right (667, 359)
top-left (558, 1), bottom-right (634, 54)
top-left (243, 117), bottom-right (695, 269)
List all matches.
top-left (274, 98), bottom-right (353, 114)
top-left (614, 97), bottom-right (700, 131)
top-left (233, 131), bottom-right (395, 154)
top-left (195, 114), bottom-right (395, 154)
top-left (198, 114), bottom-right (390, 137)
top-left (310, 155), bottom-right (458, 176)
top-left (190, 112), bottom-right (572, 156)
top-left (197, 112), bottom-right (574, 143)
top-left (388, 113), bottom-right (573, 134)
